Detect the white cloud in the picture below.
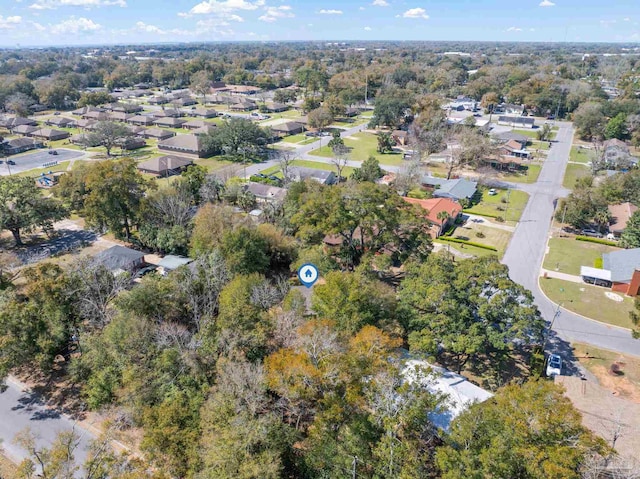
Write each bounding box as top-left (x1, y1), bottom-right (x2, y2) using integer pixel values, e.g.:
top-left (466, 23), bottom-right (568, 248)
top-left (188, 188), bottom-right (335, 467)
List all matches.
top-left (539, 0), bottom-right (555, 6)
top-left (50, 16), bottom-right (101, 34)
top-left (182, 0), bottom-right (264, 16)
top-left (402, 7), bottom-right (428, 19)
top-left (29, 0), bottom-right (125, 10)
top-left (134, 21), bottom-right (191, 35)
top-left (600, 19), bottom-right (617, 27)
top-left (359, 6), bottom-right (365, 10)
top-left (0, 16), bottom-right (22, 29)
top-left (364, 26), bottom-right (372, 31)
top-left (529, 27), bottom-right (536, 31)
top-left (623, 17), bottom-right (630, 21)
top-left (506, 26), bottom-right (523, 31)
top-left (372, 0), bottom-right (389, 6)
top-left (259, 5), bottom-right (294, 22)
top-left (319, 9), bottom-right (342, 14)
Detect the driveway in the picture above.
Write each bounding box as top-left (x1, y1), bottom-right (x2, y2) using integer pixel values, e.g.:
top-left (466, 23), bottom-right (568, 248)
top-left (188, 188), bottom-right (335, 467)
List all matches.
top-left (1, 149), bottom-right (86, 176)
top-left (502, 122), bottom-right (640, 356)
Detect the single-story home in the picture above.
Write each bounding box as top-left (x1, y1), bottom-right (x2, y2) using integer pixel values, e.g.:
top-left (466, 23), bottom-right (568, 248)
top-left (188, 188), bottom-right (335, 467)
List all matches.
top-left (227, 85), bottom-right (261, 96)
top-left (271, 121), bottom-right (304, 137)
top-left (264, 102), bottom-right (289, 113)
top-left (157, 255), bottom-right (193, 275)
top-left (108, 112), bottom-right (132, 123)
top-left (83, 110), bottom-right (110, 121)
top-left (500, 139), bottom-right (530, 158)
top-left (76, 119), bottom-right (96, 130)
top-left (3, 117), bottom-right (38, 129)
top-left (46, 116), bottom-right (76, 128)
top-left (183, 119), bottom-right (209, 130)
top-left (245, 182), bottom-right (288, 203)
top-left (143, 128), bottom-right (176, 141)
top-left (290, 167), bottom-right (336, 185)
top-left (71, 106), bottom-right (104, 116)
top-left (127, 115), bottom-right (155, 126)
top-left (403, 197), bottom-right (462, 238)
top-left (148, 96), bottom-right (170, 105)
top-left (1, 137), bottom-right (44, 155)
top-left (154, 109), bottom-right (183, 118)
top-left (30, 128), bottom-right (70, 141)
top-left (137, 155), bottom-right (193, 177)
top-left (94, 245), bottom-right (145, 274)
top-left (230, 101), bottom-right (257, 111)
top-left (491, 131), bottom-right (530, 146)
top-left (158, 134), bottom-right (209, 158)
top-left (602, 139), bottom-right (638, 169)
top-left (191, 108), bottom-right (217, 118)
top-left (608, 202), bottom-right (638, 238)
top-left (118, 137), bottom-right (146, 150)
top-left (12, 124), bottom-right (38, 136)
top-left (421, 176), bottom-right (478, 201)
top-left (104, 102), bottom-right (142, 113)
top-left (192, 125), bottom-right (217, 136)
top-left (154, 117), bottom-right (186, 128)
top-left (580, 248), bottom-right (640, 295)
top-left (392, 130), bottom-right (409, 146)
top-left (497, 116), bottom-right (535, 129)
top-left (344, 107), bottom-right (360, 118)
top-left (481, 155), bottom-right (526, 171)
top-left (172, 97), bottom-right (196, 107)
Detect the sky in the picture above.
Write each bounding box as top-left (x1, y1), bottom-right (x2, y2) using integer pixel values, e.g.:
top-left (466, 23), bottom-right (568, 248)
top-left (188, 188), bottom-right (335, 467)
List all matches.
top-left (0, 0), bottom-right (639, 47)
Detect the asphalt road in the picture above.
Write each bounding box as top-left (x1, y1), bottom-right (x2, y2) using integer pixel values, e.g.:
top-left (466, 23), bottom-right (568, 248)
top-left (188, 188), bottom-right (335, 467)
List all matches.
top-left (502, 122), bottom-right (640, 356)
top-left (0, 148), bottom-right (85, 176)
top-left (0, 377), bottom-right (94, 469)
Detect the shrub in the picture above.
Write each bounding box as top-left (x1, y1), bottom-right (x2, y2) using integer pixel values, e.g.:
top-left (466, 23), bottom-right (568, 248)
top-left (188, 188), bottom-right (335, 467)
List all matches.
top-left (594, 257), bottom-right (603, 268)
top-left (495, 216), bottom-right (505, 222)
top-left (475, 231), bottom-right (486, 238)
top-left (576, 236), bottom-right (617, 246)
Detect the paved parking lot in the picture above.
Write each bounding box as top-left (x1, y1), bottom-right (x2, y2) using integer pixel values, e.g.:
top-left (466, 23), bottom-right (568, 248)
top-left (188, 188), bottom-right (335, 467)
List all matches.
top-left (0, 148), bottom-right (85, 176)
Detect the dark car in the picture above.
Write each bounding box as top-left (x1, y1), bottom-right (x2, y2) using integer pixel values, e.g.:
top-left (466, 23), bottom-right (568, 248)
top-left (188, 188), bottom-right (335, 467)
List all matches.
top-left (134, 265), bottom-right (157, 279)
top-left (546, 114), bottom-right (555, 120)
top-left (268, 175), bottom-right (281, 182)
top-left (581, 229), bottom-right (602, 238)
top-left (7, 160), bottom-right (15, 165)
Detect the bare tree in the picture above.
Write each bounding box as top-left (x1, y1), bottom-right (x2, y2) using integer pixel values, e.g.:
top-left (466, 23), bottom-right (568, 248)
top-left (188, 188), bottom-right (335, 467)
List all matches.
top-left (394, 158), bottom-right (423, 196)
top-left (331, 145), bottom-right (350, 182)
top-left (271, 309), bottom-right (304, 349)
top-left (250, 276), bottom-right (289, 309)
top-left (147, 186), bottom-right (193, 228)
top-left (199, 174), bottom-right (225, 203)
top-left (278, 149), bottom-right (297, 185)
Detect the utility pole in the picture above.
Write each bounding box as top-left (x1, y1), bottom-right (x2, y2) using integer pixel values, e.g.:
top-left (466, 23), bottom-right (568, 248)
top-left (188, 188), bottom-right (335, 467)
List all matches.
top-left (352, 456), bottom-right (358, 479)
top-left (364, 72), bottom-right (368, 105)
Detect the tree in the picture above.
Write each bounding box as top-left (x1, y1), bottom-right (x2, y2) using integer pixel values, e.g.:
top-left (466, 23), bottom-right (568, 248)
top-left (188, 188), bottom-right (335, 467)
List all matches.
top-left (330, 148), bottom-right (349, 182)
top-left (0, 176), bottom-right (67, 246)
top-left (82, 159), bottom-right (152, 241)
top-left (277, 150), bottom-right (297, 186)
top-left (5, 92), bottom-right (33, 117)
top-left (480, 91), bottom-right (500, 110)
top-left (205, 118), bottom-right (269, 160)
top-left (377, 131), bottom-right (394, 153)
top-left (573, 102), bottom-right (606, 141)
top-left (273, 88), bottom-right (297, 105)
top-left (620, 210), bottom-right (640, 248)
top-left (190, 70), bottom-right (212, 104)
top-left (190, 203), bottom-right (249, 256)
top-left (370, 89), bottom-right (413, 128)
top-left (446, 129), bottom-right (494, 179)
top-left (605, 112), bottom-right (628, 140)
top-left (220, 226), bottom-right (270, 275)
top-left (77, 91), bottom-right (113, 107)
top-left (180, 164), bottom-right (207, 203)
top-left (537, 122), bottom-right (553, 141)
top-left (86, 121), bottom-right (133, 157)
top-left (327, 129), bottom-right (344, 151)
top-left (436, 380), bottom-right (609, 479)
top-left (324, 94), bottom-right (346, 118)
top-left (351, 156), bottom-right (384, 183)
top-left (307, 106), bottom-right (333, 133)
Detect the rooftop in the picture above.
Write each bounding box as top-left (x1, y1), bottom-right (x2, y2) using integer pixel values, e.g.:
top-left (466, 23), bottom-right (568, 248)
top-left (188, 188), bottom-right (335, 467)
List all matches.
top-left (603, 248), bottom-right (640, 283)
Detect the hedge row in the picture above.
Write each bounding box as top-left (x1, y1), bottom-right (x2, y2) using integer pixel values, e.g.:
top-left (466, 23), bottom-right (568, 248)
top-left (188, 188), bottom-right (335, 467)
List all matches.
top-left (575, 236), bottom-right (618, 246)
top-left (463, 210), bottom-right (505, 222)
top-left (439, 237), bottom-right (498, 251)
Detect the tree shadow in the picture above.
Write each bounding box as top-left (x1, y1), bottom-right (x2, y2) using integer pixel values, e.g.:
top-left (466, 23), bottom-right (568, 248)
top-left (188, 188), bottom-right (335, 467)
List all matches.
top-left (13, 229), bottom-right (98, 265)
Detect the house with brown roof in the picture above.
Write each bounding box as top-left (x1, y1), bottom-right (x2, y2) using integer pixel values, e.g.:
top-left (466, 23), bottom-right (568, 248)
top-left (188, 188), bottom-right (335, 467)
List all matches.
top-left (127, 115), bottom-right (155, 126)
top-left (192, 125), bottom-right (217, 136)
top-left (76, 119), bottom-right (96, 130)
top-left (30, 128), bottom-right (70, 141)
top-left (158, 134), bottom-right (209, 158)
top-left (143, 128), bottom-right (176, 141)
top-left (191, 108), bottom-right (217, 118)
top-left (154, 117), bottom-right (186, 128)
top-left (83, 111), bottom-right (109, 121)
top-left (271, 121), bottom-right (304, 137)
top-left (230, 100), bottom-right (257, 111)
top-left (403, 197), bottom-right (462, 238)
top-left (183, 119), bottom-right (209, 130)
top-left (499, 139), bottom-right (530, 158)
top-left (71, 106), bottom-right (105, 116)
top-left (1, 137), bottom-right (44, 155)
top-left (137, 155), bottom-right (193, 177)
top-left (608, 202), bottom-right (639, 237)
top-left (46, 116), bottom-right (76, 128)
top-left (392, 130), bottom-right (408, 146)
top-left (481, 155), bottom-right (526, 171)
top-left (227, 85), bottom-right (261, 96)
top-left (108, 112), bottom-right (132, 123)
top-left (264, 102), bottom-right (289, 113)
top-left (245, 182), bottom-right (287, 203)
top-left (2, 117), bottom-right (38, 129)
top-left (12, 124), bottom-right (38, 136)
top-left (70, 133), bottom-right (101, 147)
top-left (148, 96), bottom-right (170, 105)
top-left (171, 97), bottom-right (197, 107)
top-left (154, 109), bottom-right (183, 118)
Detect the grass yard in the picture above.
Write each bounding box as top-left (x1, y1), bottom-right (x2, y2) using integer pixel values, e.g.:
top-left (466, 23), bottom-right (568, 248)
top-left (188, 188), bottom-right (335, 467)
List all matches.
top-left (530, 140), bottom-right (550, 151)
top-left (542, 237), bottom-right (620, 276)
top-left (465, 188), bottom-right (529, 222)
top-left (569, 145), bottom-right (592, 164)
top-left (308, 131), bottom-right (405, 166)
top-left (498, 164), bottom-right (542, 184)
top-left (193, 157), bottom-right (235, 173)
top-left (260, 159), bottom-right (356, 178)
top-left (281, 133), bottom-right (308, 143)
top-left (434, 239), bottom-right (499, 258)
top-left (451, 222), bottom-right (512, 257)
top-left (16, 160), bottom-right (72, 178)
top-left (539, 277), bottom-right (635, 329)
top-left (563, 163), bottom-right (591, 189)
top-left (513, 128), bottom-right (557, 141)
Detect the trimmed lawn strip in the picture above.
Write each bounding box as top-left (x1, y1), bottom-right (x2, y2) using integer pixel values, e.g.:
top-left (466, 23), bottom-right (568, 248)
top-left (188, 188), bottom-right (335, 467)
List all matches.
top-left (16, 161), bottom-right (71, 178)
top-left (542, 237), bottom-right (620, 276)
top-left (465, 188), bottom-right (529, 222)
top-left (308, 131), bottom-right (405, 166)
top-left (563, 163), bottom-right (591, 189)
top-left (539, 277), bottom-right (635, 329)
top-left (260, 159), bottom-right (356, 178)
top-left (571, 342), bottom-right (640, 396)
top-left (434, 239), bottom-right (498, 258)
top-left (570, 145), bottom-right (592, 164)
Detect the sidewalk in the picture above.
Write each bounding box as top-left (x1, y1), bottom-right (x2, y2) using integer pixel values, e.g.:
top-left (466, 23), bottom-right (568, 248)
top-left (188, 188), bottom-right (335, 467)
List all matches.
top-left (540, 268), bottom-right (583, 283)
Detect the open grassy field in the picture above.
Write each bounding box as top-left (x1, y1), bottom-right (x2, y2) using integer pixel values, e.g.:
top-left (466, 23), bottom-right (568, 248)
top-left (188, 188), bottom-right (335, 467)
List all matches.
top-left (563, 163), bottom-right (591, 189)
top-left (513, 128), bottom-right (557, 141)
top-left (542, 237), bottom-right (620, 275)
top-left (501, 163), bottom-right (542, 184)
top-left (540, 277), bottom-right (635, 329)
top-left (542, 238), bottom-right (619, 275)
top-left (465, 188), bottom-right (529, 222)
top-left (308, 132), bottom-right (405, 166)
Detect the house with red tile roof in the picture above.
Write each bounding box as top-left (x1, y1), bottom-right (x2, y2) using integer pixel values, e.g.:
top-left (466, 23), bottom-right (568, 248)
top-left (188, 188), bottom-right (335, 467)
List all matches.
top-left (403, 197), bottom-right (462, 238)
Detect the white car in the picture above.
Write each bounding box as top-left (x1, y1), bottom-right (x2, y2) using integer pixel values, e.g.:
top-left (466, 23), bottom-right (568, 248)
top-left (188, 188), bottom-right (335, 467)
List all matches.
top-left (546, 354), bottom-right (562, 377)
top-left (488, 188), bottom-right (497, 196)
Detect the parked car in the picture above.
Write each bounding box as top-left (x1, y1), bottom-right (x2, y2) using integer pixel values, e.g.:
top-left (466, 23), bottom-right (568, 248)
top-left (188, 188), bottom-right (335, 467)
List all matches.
top-left (48, 150), bottom-right (58, 155)
top-left (7, 160), bottom-right (15, 165)
top-left (546, 354), bottom-right (562, 377)
top-left (134, 265), bottom-right (157, 279)
top-left (581, 229), bottom-right (602, 238)
top-left (488, 188), bottom-right (497, 196)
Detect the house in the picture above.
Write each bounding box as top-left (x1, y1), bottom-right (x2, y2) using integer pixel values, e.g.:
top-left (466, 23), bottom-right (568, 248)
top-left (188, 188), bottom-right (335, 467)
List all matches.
top-left (72, 106), bottom-right (105, 116)
top-left (602, 139), bottom-right (638, 169)
top-left (191, 108), bottom-right (217, 118)
top-left (148, 96), bottom-right (170, 105)
top-left (137, 155), bottom-right (193, 177)
top-left (171, 97), bottom-right (197, 107)
top-left (403, 197), bottom-right (462, 238)
top-left (227, 84), bottom-right (261, 96)
top-left (421, 176), bottom-right (478, 201)
top-left (245, 182), bottom-right (288, 203)
top-left (499, 139), bottom-right (530, 158)
top-left (230, 101), bottom-right (257, 111)
top-left (392, 130), bottom-right (408, 146)
top-left (76, 119), bottom-right (96, 130)
top-left (2, 117), bottom-right (38, 129)
top-left (12, 124), bottom-right (38, 136)
top-left (1, 137), bottom-right (44, 155)
top-left (118, 137), bottom-right (146, 150)
top-left (126, 125), bottom-right (146, 136)
top-left (580, 248), bottom-right (640, 295)
top-left (154, 117), bottom-right (186, 128)
top-left (264, 102), bottom-right (289, 113)
top-left (191, 125), bottom-right (217, 136)
top-left (497, 116), bottom-right (535, 129)
top-left (94, 245), bottom-right (145, 274)
top-left (183, 119), bottom-right (209, 130)
top-left (158, 134), bottom-right (209, 158)
top-left (127, 115), bottom-right (155, 126)
top-left (157, 255), bottom-right (193, 275)
top-left (491, 131), bottom-right (530, 146)
top-left (344, 107), bottom-right (360, 117)
top-left (46, 117), bottom-right (76, 128)
top-left (143, 128), bottom-right (175, 141)
top-left (153, 109), bottom-right (183, 118)
top-left (30, 128), bottom-right (70, 141)
top-left (271, 121), bottom-right (304, 137)
top-left (481, 155), bottom-right (526, 171)
top-left (500, 103), bottom-right (526, 116)
top-left (608, 202), bottom-right (638, 237)
top-left (108, 112), bottom-right (132, 123)
top-left (105, 103), bottom-right (143, 114)
top-left (83, 111), bottom-right (110, 121)
top-left (290, 167), bottom-right (336, 185)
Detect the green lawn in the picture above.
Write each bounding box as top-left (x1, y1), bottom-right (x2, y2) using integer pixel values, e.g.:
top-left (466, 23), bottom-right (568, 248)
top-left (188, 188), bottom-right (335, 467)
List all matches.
top-left (260, 159), bottom-right (356, 178)
top-left (530, 140), bottom-right (549, 151)
top-left (434, 239), bottom-right (499, 258)
top-left (542, 237), bottom-right (620, 276)
top-left (281, 133), bottom-right (308, 143)
top-left (451, 222), bottom-right (513, 258)
top-left (570, 145), bottom-right (592, 164)
top-left (540, 277), bottom-right (635, 329)
top-left (513, 128), bottom-right (556, 141)
top-left (194, 157), bottom-right (236, 173)
top-left (563, 163), bottom-right (591, 189)
top-left (465, 188), bottom-right (529, 222)
top-left (16, 161), bottom-right (72, 178)
top-left (501, 164), bottom-right (542, 184)
top-left (308, 132), bottom-right (405, 166)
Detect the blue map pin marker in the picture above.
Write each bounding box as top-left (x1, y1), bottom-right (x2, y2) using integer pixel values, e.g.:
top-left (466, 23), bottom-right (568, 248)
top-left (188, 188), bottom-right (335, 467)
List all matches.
top-left (298, 263), bottom-right (319, 288)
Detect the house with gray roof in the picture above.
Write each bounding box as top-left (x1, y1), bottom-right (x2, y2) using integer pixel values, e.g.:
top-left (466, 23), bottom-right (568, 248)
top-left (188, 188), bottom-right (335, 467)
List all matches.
top-left (158, 134), bottom-right (209, 158)
top-left (127, 115), bottom-right (155, 126)
top-left (421, 176), bottom-right (478, 201)
top-left (94, 245), bottom-right (145, 273)
top-left (154, 117), bottom-right (186, 128)
top-left (29, 128), bottom-right (70, 141)
top-left (191, 108), bottom-right (217, 118)
top-left (497, 116), bottom-right (535, 129)
top-left (291, 167), bottom-right (336, 185)
top-left (157, 255), bottom-right (193, 275)
top-left (580, 248), bottom-right (640, 296)
top-left (245, 182), bottom-right (288, 203)
top-left (137, 155), bottom-right (193, 176)
top-left (1, 137), bottom-right (44, 155)
top-left (12, 124), bottom-right (38, 136)
top-left (143, 128), bottom-right (175, 141)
